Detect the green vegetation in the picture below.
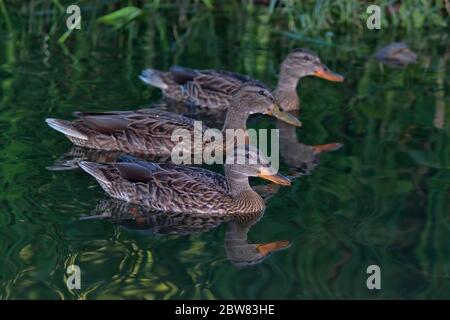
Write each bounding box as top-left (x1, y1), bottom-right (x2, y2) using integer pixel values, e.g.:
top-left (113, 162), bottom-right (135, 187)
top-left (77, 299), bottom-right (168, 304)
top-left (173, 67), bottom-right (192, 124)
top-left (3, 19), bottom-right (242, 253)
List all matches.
top-left (1, 1), bottom-right (448, 39)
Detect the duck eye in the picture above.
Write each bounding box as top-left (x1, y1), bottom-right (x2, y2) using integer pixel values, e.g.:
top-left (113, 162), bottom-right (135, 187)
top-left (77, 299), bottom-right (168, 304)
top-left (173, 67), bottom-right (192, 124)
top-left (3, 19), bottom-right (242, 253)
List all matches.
top-left (258, 90), bottom-right (265, 96)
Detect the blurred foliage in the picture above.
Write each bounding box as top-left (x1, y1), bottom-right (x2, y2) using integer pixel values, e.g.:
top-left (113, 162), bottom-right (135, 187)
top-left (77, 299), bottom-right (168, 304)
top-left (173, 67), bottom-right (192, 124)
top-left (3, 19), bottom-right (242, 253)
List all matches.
top-left (0, 1), bottom-right (448, 39)
top-left (0, 0), bottom-right (449, 299)
top-left (96, 6), bottom-right (143, 29)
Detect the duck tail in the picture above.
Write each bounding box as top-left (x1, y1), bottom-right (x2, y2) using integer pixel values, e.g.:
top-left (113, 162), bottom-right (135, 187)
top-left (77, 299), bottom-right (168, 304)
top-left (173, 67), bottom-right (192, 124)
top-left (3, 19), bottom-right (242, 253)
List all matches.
top-left (45, 118), bottom-right (88, 140)
top-left (139, 69), bottom-right (169, 90)
top-left (78, 161), bottom-right (110, 185)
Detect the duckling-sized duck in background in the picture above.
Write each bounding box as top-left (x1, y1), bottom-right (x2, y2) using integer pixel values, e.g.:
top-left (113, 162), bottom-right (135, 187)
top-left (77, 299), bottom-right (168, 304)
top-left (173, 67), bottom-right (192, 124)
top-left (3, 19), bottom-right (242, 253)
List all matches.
top-left (140, 48), bottom-right (344, 111)
top-left (78, 144), bottom-right (291, 215)
top-left (46, 84), bottom-right (300, 157)
top-left (373, 42), bottom-right (417, 68)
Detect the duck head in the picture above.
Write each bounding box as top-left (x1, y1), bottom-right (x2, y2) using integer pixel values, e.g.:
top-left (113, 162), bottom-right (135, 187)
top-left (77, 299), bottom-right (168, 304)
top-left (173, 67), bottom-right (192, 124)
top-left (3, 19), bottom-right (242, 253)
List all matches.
top-left (225, 83), bottom-right (302, 129)
top-left (279, 48), bottom-right (344, 84)
top-left (275, 48), bottom-right (344, 112)
top-left (224, 144), bottom-right (291, 189)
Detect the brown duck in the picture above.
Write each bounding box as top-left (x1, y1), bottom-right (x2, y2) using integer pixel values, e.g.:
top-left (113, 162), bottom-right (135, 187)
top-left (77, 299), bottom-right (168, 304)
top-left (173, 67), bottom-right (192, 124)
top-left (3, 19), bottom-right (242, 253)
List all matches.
top-left (46, 84), bottom-right (300, 157)
top-left (78, 144), bottom-right (291, 215)
top-left (140, 48), bottom-right (344, 111)
top-left (269, 50), bottom-right (344, 171)
top-left (373, 42), bottom-right (417, 68)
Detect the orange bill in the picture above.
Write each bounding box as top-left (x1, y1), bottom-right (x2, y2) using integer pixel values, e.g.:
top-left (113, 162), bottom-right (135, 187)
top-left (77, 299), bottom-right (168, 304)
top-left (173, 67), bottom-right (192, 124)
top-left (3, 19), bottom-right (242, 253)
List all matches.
top-left (257, 168), bottom-right (291, 186)
top-left (313, 65), bottom-right (344, 82)
top-left (267, 103), bottom-right (302, 127)
top-left (256, 240), bottom-right (291, 256)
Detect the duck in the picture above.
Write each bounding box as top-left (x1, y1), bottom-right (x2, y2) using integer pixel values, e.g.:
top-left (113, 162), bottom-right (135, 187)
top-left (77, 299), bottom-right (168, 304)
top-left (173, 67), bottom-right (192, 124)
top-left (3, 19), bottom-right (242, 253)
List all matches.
top-left (77, 144), bottom-right (291, 216)
top-left (373, 42), bottom-right (417, 68)
top-left (45, 84), bottom-right (301, 157)
top-left (267, 50), bottom-right (344, 172)
top-left (139, 48), bottom-right (344, 111)
top-left (140, 49), bottom-right (344, 162)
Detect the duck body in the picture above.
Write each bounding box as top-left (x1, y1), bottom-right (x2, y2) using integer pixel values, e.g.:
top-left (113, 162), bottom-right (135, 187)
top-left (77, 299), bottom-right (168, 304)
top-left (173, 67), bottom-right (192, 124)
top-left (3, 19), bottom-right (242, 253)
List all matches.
top-left (140, 67), bottom-right (262, 111)
top-left (78, 144), bottom-right (291, 216)
top-left (78, 158), bottom-right (265, 216)
top-left (46, 84), bottom-right (301, 157)
top-left (141, 49), bottom-right (344, 112)
top-left (46, 108), bottom-right (207, 157)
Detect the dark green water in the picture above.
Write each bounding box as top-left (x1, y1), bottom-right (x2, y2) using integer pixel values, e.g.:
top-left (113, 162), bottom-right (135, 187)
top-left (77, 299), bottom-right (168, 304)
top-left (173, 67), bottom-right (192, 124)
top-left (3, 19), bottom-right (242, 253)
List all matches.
top-left (0, 8), bottom-right (449, 299)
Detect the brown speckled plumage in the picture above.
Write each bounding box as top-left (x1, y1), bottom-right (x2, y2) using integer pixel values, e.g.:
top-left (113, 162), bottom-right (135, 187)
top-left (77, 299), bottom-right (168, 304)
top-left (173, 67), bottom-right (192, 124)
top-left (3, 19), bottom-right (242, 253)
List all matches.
top-left (46, 84), bottom-right (300, 157)
top-left (78, 145), bottom-right (290, 216)
top-left (140, 48), bottom-right (344, 112)
top-left (48, 109), bottom-right (206, 156)
top-left (140, 67), bottom-right (263, 111)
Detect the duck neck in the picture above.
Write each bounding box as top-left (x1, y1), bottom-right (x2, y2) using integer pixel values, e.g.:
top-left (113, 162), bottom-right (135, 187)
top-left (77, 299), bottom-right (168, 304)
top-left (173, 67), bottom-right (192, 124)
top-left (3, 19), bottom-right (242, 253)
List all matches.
top-left (224, 165), bottom-right (253, 196)
top-left (224, 165), bottom-right (265, 212)
top-left (277, 66), bottom-right (301, 91)
top-left (274, 67), bottom-right (301, 112)
top-left (277, 110), bottom-right (299, 141)
top-left (222, 96), bottom-right (251, 131)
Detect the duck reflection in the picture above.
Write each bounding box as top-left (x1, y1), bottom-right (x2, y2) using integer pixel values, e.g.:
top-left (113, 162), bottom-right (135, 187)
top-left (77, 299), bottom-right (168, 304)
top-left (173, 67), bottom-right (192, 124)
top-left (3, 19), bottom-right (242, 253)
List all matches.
top-left (83, 198), bottom-right (228, 235)
top-left (47, 146), bottom-right (123, 171)
top-left (225, 216), bottom-right (291, 267)
top-left (47, 145), bottom-right (172, 171)
top-left (277, 111), bottom-right (343, 178)
top-left (84, 198), bottom-right (290, 267)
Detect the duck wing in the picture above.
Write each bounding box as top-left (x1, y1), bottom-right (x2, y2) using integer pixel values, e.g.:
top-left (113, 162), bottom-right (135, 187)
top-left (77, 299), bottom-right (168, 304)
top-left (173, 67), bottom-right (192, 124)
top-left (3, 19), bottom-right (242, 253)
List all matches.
top-left (67, 109), bottom-right (207, 155)
top-left (168, 66), bottom-right (260, 110)
top-left (75, 108), bottom-right (199, 135)
top-left (118, 155), bottom-right (230, 194)
top-left (79, 160), bottom-right (231, 213)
